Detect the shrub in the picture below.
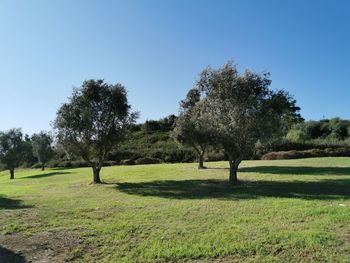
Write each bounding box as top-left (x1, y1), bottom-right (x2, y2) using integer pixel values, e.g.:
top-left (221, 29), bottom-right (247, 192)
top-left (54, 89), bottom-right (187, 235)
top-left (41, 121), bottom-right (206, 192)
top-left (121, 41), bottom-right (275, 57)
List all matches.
top-left (135, 157), bottom-right (163, 165)
top-left (120, 159), bottom-right (135, 165)
top-left (47, 160), bottom-right (90, 168)
top-left (261, 148), bottom-right (350, 160)
top-left (31, 163), bottom-right (43, 169)
top-left (206, 151), bottom-right (227, 162)
top-left (103, 161), bottom-right (119, 166)
top-left (285, 129), bottom-right (308, 143)
top-left (150, 148), bottom-right (196, 163)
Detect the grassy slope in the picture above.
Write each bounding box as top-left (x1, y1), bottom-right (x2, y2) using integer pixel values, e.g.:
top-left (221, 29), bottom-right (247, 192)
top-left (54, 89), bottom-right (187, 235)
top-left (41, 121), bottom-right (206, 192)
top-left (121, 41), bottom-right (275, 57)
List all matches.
top-left (1, 158), bottom-right (350, 262)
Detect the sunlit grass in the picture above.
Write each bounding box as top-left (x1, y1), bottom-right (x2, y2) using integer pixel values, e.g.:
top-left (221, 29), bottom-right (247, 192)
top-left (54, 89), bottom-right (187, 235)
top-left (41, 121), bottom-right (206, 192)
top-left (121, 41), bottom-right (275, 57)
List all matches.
top-left (1, 157), bottom-right (350, 262)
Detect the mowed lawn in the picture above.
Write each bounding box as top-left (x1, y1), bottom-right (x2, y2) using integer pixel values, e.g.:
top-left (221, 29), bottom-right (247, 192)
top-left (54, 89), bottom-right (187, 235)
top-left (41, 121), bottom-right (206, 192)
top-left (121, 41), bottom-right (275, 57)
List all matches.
top-left (1, 158), bottom-right (350, 262)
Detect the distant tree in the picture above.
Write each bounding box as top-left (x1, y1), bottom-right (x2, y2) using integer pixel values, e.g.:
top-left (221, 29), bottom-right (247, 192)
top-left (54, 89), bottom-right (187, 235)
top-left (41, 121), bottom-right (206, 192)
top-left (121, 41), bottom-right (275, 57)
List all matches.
top-left (0, 128), bottom-right (25, 179)
top-left (286, 118), bottom-right (350, 144)
top-left (143, 115), bottom-right (177, 133)
top-left (173, 88), bottom-right (214, 169)
top-left (31, 131), bottom-right (54, 170)
top-left (21, 134), bottom-right (37, 168)
top-left (54, 79), bottom-right (137, 183)
top-left (329, 118), bottom-right (349, 140)
top-left (198, 62), bottom-right (301, 184)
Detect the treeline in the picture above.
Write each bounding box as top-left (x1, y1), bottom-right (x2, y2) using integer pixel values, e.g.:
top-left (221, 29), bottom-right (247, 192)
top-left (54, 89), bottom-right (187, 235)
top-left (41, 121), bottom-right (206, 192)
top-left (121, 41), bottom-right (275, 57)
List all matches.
top-left (259, 118), bottom-right (350, 160)
top-left (110, 115), bottom-right (227, 164)
top-left (287, 118), bottom-right (350, 145)
top-left (0, 130), bottom-right (54, 177)
top-left (0, 115), bottom-right (223, 172)
top-left (263, 118), bottom-right (350, 151)
top-left (1, 61), bottom-right (348, 184)
top-left (2, 117), bottom-right (350, 171)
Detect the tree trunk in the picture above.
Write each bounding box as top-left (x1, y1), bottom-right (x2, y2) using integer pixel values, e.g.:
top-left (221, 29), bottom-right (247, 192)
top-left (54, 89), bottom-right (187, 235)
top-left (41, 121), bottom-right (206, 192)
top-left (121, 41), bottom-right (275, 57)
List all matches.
top-left (92, 166), bottom-right (102, 184)
top-left (10, 169), bottom-right (14, 179)
top-left (228, 160), bottom-right (240, 184)
top-left (198, 153), bottom-right (205, 169)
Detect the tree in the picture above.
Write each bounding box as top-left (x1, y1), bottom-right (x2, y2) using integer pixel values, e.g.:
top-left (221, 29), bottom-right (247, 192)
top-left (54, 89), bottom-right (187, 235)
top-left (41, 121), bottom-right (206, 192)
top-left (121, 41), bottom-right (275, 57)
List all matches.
top-left (21, 134), bottom-right (37, 168)
top-left (173, 88), bottom-right (214, 169)
top-left (198, 62), bottom-right (301, 184)
top-left (31, 131), bottom-right (54, 170)
top-left (0, 128), bottom-right (25, 179)
top-left (54, 79), bottom-right (137, 183)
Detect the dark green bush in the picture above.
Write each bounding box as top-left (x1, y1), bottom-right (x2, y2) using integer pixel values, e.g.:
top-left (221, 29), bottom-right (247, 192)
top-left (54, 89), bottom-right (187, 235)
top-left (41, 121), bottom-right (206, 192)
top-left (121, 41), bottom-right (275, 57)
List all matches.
top-left (31, 163), bottom-right (43, 169)
top-left (135, 157), bottom-right (163, 165)
top-left (206, 151), bottom-right (227, 162)
top-left (120, 159), bottom-right (135, 165)
top-left (261, 148), bottom-right (350, 160)
top-left (103, 161), bottom-right (119, 166)
top-left (47, 160), bottom-right (90, 168)
top-left (150, 148), bottom-right (196, 163)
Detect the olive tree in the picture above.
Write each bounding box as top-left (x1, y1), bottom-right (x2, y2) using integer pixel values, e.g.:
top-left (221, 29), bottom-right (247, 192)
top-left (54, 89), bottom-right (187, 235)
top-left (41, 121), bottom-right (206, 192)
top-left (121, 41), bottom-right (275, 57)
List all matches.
top-left (54, 79), bottom-right (137, 183)
top-left (173, 88), bottom-right (214, 169)
top-left (31, 131), bottom-right (54, 170)
top-left (198, 62), bottom-right (301, 184)
top-left (0, 128), bottom-right (25, 179)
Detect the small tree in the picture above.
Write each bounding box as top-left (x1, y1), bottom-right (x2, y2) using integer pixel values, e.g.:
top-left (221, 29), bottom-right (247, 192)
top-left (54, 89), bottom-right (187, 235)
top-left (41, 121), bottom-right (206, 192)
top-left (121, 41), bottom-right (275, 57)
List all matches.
top-left (198, 62), bottom-right (301, 184)
top-left (54, 79), bottom-right (137, 183)
top-left (0, 128), bottom-right (25, 179)
top-left (21, 134), bottom-right (37, 168)
top-left (31, 131), bottom-right (54, 170)
top-left (173, 88), bottom-right (214, 169)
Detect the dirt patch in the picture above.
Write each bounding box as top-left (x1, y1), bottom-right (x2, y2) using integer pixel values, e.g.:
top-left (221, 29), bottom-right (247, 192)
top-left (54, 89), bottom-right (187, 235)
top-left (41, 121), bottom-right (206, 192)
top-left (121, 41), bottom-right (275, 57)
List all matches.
top-left (0, 229), bottom-right (86, 262)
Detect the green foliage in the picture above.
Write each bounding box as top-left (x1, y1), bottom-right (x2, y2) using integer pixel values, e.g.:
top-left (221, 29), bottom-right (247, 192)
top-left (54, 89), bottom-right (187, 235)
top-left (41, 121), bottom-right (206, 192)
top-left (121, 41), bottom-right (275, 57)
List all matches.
top-left (173, 88), bottom-right (215, 168)
top-left (31, 131), bottom-right (54, 169)
top-left (286, 129), bottom-right (308, 143)
top-left (143, 115), bottom-right (176, 132)
top-left (54, 79), bottom-right (137, 182)
top-left (0, 128), bottom-right (26, 177)
top-left (195, 61), bottom-right (301, 183)
top-left (120, 159), bottom-right (135, 165)
top-left (21, 134), bottom-right (37, 168)
top-left (262, 148), bottom-right (350, 160)
top-left (287, 118), bottom-right (350, 143)
top-left (272, 118), bottom-right (350, 159)
top-left (134, 157), bottom-right (163, 165)
top-left (110, 117), bottom-right (197, 163)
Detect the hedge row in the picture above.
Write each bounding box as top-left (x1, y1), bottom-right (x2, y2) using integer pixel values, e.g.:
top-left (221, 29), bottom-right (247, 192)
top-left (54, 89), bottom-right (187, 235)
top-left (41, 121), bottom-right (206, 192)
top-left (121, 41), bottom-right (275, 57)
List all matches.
top-left (36, 157), bottom-right (168, 169)
top-left (261, 147), bottom-right (350, 160)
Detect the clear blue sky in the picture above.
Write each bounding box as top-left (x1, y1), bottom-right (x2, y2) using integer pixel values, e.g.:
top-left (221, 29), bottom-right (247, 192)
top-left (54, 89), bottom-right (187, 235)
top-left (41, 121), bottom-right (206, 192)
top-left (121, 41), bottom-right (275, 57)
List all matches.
top-left (1, 0), bottom-right (350, 134)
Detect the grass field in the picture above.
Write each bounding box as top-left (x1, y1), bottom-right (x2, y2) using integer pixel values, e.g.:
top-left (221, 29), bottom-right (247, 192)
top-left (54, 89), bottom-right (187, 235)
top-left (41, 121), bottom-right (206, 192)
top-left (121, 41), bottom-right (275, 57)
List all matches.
top-left (1, 157), bottom-right (350, 262)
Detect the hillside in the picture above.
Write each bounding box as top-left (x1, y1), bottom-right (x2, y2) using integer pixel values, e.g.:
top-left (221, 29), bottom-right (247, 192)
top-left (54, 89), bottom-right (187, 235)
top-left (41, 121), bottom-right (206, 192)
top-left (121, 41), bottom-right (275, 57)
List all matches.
top-left (109, 118), bottom-right (197, 163)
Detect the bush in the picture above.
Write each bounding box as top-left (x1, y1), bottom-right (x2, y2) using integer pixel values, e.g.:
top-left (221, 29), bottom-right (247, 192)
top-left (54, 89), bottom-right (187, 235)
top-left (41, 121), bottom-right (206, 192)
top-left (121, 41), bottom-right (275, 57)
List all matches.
top-left (103, 161), bottom-right (119, 166)
top-left (120, 159), bottom-right (135, 165)
top-left (261, 148), bottom-right (350, 160)
top-left (48, 160), bottom-right (90, 168)
top-left (31, 163), bottom-right (43, 169)
top-left (150, 148), bottom-right (196, 163)
top-left (135, 157), bottom-right (163, 165)
top-left (205, 151), bottom-right (227, 162)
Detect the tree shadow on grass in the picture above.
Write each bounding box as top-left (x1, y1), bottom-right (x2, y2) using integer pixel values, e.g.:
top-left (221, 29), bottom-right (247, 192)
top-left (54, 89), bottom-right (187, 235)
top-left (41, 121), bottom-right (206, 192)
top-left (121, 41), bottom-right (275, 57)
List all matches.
top-left (115, 178), bottom-right (350, 200)
top-left (24, 171), bottom-right (71, 179)
top-left (239, 166), bottom-right (350, 176)
top-left (0, 247), bottom-right (26, 263)
top-left (0, 196), bottom-right (33, 210)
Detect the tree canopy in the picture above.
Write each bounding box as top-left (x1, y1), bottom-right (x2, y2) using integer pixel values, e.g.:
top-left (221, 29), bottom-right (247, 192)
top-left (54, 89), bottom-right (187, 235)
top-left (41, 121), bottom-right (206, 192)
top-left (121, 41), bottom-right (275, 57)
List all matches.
top-left (195, 62), bottom-right (302, 183)
top-left (0, 128), bottom-right (25, 179)
top-left (31, 131), bottom-right (54, 170)
top-left (173, 88), bottom-right (214, 169)
top-left (54, 79), bottom-right (137, 183)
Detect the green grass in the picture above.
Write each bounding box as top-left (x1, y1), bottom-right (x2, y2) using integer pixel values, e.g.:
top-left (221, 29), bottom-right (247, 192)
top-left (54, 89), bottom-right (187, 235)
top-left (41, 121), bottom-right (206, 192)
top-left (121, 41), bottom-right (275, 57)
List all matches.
top-left (1, 157), bottom-right (350, 262)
